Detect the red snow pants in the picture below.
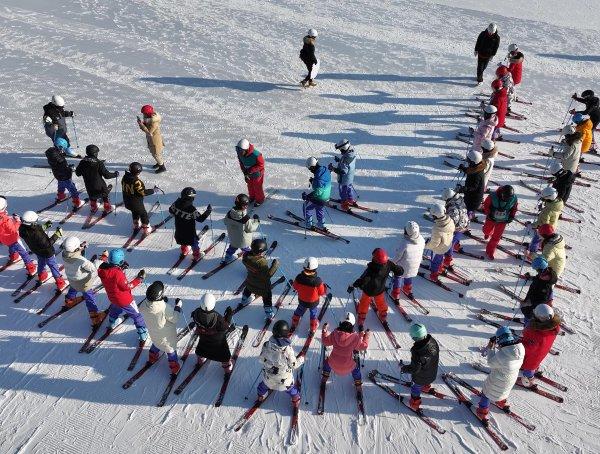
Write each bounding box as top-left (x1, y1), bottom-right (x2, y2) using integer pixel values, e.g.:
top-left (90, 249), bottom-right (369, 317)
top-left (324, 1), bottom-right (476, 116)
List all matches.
top-left (482, 219), bottom-right (507, 258)
top-left (247, 175), bottom-right (265, 204)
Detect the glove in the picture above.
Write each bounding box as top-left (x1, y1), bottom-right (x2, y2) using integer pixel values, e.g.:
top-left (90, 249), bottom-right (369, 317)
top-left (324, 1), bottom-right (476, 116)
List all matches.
top-left (12, 214), bottom-right (20, 221)
top-left (100, 250), bottom-right (109, 261)
top-left (136, 269), bottom-right (146, 281)
top-left (68, 111), bottom-right (74, 116)
top-left (224, 305), bottom-right (233, 319)
top-left (205, 204), bottom-right (212, 215)
top-left (572, 93), bottom-right (577, 99)
top-left (43, 220), bottom-right (53, 230)
top-left (301, 192), bottom-right (307, 201)
top-left (271, 258), bottom-right (280, 267)
top-left (474, 50), bottom-right (478, 56)
top-left (400, 364), bottom-right (411, 373)
top-left (328, 163), bottom-right (334, 171)
top-left (309, 177), bottom-right (314, 184)
top-left (153, 184), bottom-right (162, 193)
top-left (114, 171), bottom-right (120, 177)
top-left (523, 272), bottom-right (531, 279)
top-left (253, 214), bottom-right (259, 220)
top-left (458, 164), bottom-right (467, 172)
top-left (174, 298), bottom-right (183, 312)
top-left (54, 227), bottom-right (63, 238)
top-left (455, 183), bottom-right (465, 193)
top-left (334, 156), bottom-right (340, 162)
top-left (507, 216), bottom-right (514, 223)
top-left (244, 175), bottom-right (250, 182)
top-left (569, 109), bottom-right (576, 114)
top-left (347, 285), bottom-right (354, 294)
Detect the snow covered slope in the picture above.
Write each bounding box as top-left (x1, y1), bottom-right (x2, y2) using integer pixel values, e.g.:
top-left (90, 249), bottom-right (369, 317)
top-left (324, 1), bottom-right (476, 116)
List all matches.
top-left (0, 0), bottom-right (599, 452)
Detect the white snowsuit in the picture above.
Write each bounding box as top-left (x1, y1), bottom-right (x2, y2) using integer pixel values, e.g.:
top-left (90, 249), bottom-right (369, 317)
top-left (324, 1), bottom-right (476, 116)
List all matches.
top-left (482, 144), bottom-right (499, 188)
top-left (394, 234), bottom-right (425, 278)
top-left (473, 114), bottom-right (498, 152)
top-left (138, 298), bottom-right (180, 353)
top-left (259, 337), bottom-right (303, 391)
top-left (481, 342), bottom-right (525, 401)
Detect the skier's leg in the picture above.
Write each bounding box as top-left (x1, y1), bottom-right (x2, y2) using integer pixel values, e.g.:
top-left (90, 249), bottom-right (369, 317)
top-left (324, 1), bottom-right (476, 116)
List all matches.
top-left (303, 200), bottom-right (315, 227)
top-left (107, 304), bottom-right (124, 328)
top-left (315, 203), bottom-right (326, 229)
top-left (124, 300), bottom-right (148, 341)
top-left (477, 393), bottom-right (490, 420)
top-left (167, 351), bottom-right (180, 374)
top-left (56, 180), bottom-right (68, 201)
top-left (391, 275), bottom-right (402, 299)
top-left (148, 344), bottom-right (161, 363)
top-left (373, 292), bottom-right (388, 320)
top-left (253, 175), bottom-right (265, 204)
top-left (357, 293), bottom-right (371, 328)
top-left (291, 304), bottom-right (307, 332)
top-left (257, 380), bottom-right (270, 400)
top-left (286, 383), bottom-right (301, 407)
top-left (308, 306), bottom-right (319, 332)
top-left (263, 289), bottom-right (273, 318)
top-left (9, 240), bottom-right (32, 265)
top-left (36, 255), bottom-right (48, 281)
top-left (486, 222), bottom-right (506, 257)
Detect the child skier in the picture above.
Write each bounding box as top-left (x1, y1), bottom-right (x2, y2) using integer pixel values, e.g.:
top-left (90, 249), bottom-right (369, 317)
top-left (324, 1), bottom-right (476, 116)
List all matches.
top-left (222, 194), bottom-right (260, 264)
top-left (572, 113), bottom-right (593, 154)
top-left (495, 65), bottom-right (514, 110)
top-left (526, 186), bottom-right (563, 260)
top-left (303, 157), bottom-right (332, 231)
top-left (476, 326), bottom-right (524, 420)
top-left (441, 189), bottom-right (469, 270)
top-left (19, 211), bottom-right (67, 290)
top-left (169, 187), bottom-right (212, 259)
top-left (257, 320), bottom-right (304, 407)
top-left (0, 197), bottom-right (36, 275)
top-left (121, 162), bottom-right (156, 235)
top-left (45, 142), bottom-right (85, 209)
top-left (61, 237), bottom-right (105, 327)
top-left (481, 185), bottom-right (518, 259)
top-left (299, 28), bottom-right (318, 87)
top-left (480, 138), bottom-right (498, 189)
top-left (400, 323), bottom-right (440, 411)
top-left (391, 221), bottom-right (425, 299)
top-left (97, 248), bottom-right (148, 341)
top-left (328, 139), bottom-right (357, 210)
top-left (537, 224), bottom-right (566, 277)
top-left (472, 105), bottom-right (498, 152)
top-left (42, 95), bottom-right (74, 147)
top-left (489, 79), bottom-right (508, 138)
top-left (139, 281), bottom-right (183, 374)
top-left (236, 139), bottom-right (265, 207)
top-left (137, 104), bottom-right (165, 173)
top-left (75, 144), bottom-right (119, 214)
top-left (320, 312), bottom-right (370, 387)
top-left (290, 257), bottom-right (327, 335)
top-left (507, 44), bottom-right (524, 86)
top-left (347, 248), bottom-right (404, 329)
top-left (425, 203), bottom-right (455, 281)
top-left (474, 23), bottom-right (500, 84)
top-left (241, 238), bottom-right (280, 319)
top-left (571, 90), bottom-right (600, 150)
top-left (192, 293), bottom-right (234, 373)
top-left (521, 257), bottom-right (557, 324)
top-left (550, 125), bottom-right (582, 173)
top-left (549, 161), bottom-right (576, 204)
top-left (457, 149), bottom-right (486, 219)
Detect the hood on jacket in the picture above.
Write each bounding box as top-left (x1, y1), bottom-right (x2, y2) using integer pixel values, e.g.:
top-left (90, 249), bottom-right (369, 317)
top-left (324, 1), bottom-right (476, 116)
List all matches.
top-left (227, 207), bottom-right (247, 221)
top-left (62, 249), bottom-right (83, 260)
top-left (466, 160), bottom-right (486, 174)
top-left (529, 314), bottom-right (561, 331)
top-left (545, 234), bottom-right (565, 247)
top-left (142, 298), bottom-right (167, 314)
top-left (303, 36), bottom-right (315, 46)
top-left (434, 214), bottom-right (453, 229)
top-left (144, 112), bottom-right (162, 125)
top-left (269, 336), bottom-right (292, 350)
top-left (330, 329), bottom-right (357, 348)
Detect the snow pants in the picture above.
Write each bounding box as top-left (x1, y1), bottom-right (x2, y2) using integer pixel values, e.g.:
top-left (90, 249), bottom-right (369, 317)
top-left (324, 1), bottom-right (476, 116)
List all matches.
top-left (108, 300), bottom-right (146, 332)
top-left (129, 205), bottom-right (150, 226)
top-left (430, 253), bottom-right (444, 273)
top-left (323, 359), bottom-right (361, 381)
top-left (476, 57), bottom-right (491, 82)
top-left (410, 383), bottom-right (432, 398)
top-left (392, 276), bottom-right (413, 293)
top-left (303, 199), bottom-right (325, 226)
top-left (246, 175), bottom-right (265, 204)
top-left (66, 287), bottom-right (99, 313)
top-left (257, 380), bottom-right (299, 400)
top-left (528, 230), bottom-right (541, 253)
top-left (444, 231), bottom-right (464, 260)
top-left (57, 179), bottom-right (80, 199)
top-left (482, 219), bottom-right (507, 257)
top-left (339, 184), bottom-right (357, 203)
top-left (357, 292), bottom-right (387, 326)
top-left (243, 287), bottom-right (272, 308)
top-left (8, 240), bottom-right (32, 264)
top-left (37, 255), bottom-right (61, 279)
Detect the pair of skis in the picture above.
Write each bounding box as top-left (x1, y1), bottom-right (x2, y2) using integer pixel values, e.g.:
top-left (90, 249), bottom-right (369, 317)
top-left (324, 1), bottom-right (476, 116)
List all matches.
top-left (251, 281), bottom-right (294, 347)
top-left (351, 290), bottom-right (401, 349)
top-left (166, 225), bottom-right (209, 275)
top-left (176, 232), bottom-right (226, 281)
top-left (417, 271), bottom-right (465, 298)
top-left (329, 198), bottom-right (379, 213)
top-left (326, 202), bottom-right (373, 223)
top-left (489, 267), bottom-right (580, 294)
top-left (37, 284), bottom-right (104, 328)
top-left (231, 275), bottom-right (286, 316)
top-left (13, 266), bottom-right (66, 304)
top-left (58, 198), bottom-right (90, 224)
top-left (268, 211), bottom-right (350, 244)
top-left (125, 214), bottom-right (173, 252)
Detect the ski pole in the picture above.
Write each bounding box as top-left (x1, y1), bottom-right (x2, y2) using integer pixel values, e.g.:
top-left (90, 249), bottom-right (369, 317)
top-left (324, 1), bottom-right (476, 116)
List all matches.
top-left (561, 98), bottom-right (575, 127)
top-left (302, 201), bottom-right (308, 239)
top-left (324, 205), bottom-right (334, 224)
top-left (71, 116), bottom-right (80, 148)
top-left (244, 370), bottom-right (262, 400)
top-left (43, 177), bottom-right (56, 190)
top-left (153, 186), bottom-right (167, 227)
top-left (114, 175), bottom-right (119, 216)
top-left (209, 209), bottom-right (215, 243)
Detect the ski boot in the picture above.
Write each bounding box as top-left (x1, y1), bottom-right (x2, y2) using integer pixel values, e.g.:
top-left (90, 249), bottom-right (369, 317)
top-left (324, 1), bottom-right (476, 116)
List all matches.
top-left (391, 286), bottom-right (401, 300)
top-left (64, 297), bottom-right (79, 308)
top-left (102, 201), bottom-right (112, 214)
top-left (291, 394), bottom-right (301, 408)
top-left (288, 314), bottom-right (300, 337)
top-left (24, 261), bottom-right (36, 276)
top-left (495, 399), bottom-right (509, 411)
top-left (56, 191), bottom-right (68, 202)
top-left (180, 245), bottom-right (191, 256)
top-left (308, 79), bottom-right (317, 87)
top-left (38, 270), bottom-right (49, 282)
top-left (320, 370), bottom-right (330, 384)
top-left (264, 306), bottom-right (275, 320)
top-left (221, 254), bottom-right (236, 265)
top-left (55, 277), bottom-right (68, 291)
top-left (168, 359), bottom-right (181, 375)
top-left (8, 252), bottom-right (20, 263)
top-left (409, 396), bottom-right (421, 411)
top-left (300, 79), bottom-right (309, 88)
top-left (89, 310), bottom-right (106, 327)
top-left (517, 375), bottom-right (535, 388)
top-left (109, 316), bottom-right (123, 329)
top-left (148, 349), bottom-right (160, 364)
top-left (152, 163), bottom-right (160, 169)
top-left (305, 217), bottom-right (314, 230)
top-left (90, 200), bottom-right (99, 213)
top-left (377, 310), bottom-right (387, 322)
top-left (402, 283), bottom-right (413, 299)
top-left (476, 406), bottom-right (490, 421)
top-left (133, 219), bottom-right (142, 231)
top-left (429, 271), bottom-right (440, 282)
top-left (141, 224), bottom-right (154, 236)
top-left (222, 360), bottom-right (233, 374)
top-left (155, 164), bottom-right (166, 174)
top-left (192, 248), bottom-right (203, 261)
top-left (316, 221), bottom-right (328, 232)
top-left (137, 327), bottom-right (149, 342)
top-left (443, 255), bottom-right (453, 270)
top-left (309, 318), bottom-right (319, 334)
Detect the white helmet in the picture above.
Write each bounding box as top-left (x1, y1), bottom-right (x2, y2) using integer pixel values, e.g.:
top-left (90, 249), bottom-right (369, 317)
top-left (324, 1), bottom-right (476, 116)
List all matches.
top-left (200, 293), bottom-right (216, 311)
top-left (335, 138), bottom-right (350, 151)
top-left (508, 43), bottom-right (518, 52)
top-left (487, 23), bottom-right (497, 34)
top-left (533, 304), bottom-right (554, 321)
top-left (51, 95), bottom-right (65, 107)
top-left (0, 196), bottom-right (6, 212)
top-left (484, 104), bottom-right (498, 114)
top-left (467, 149), bottom-right (483, 164)
top-left (343, 312), bottom-right (356, 326)
top-left (22, 210), bottom-right (38, 225)
top-left (549, 160), bottom-right (562, 175)
top-left (442, 188), bottom-right (456, 200)
top-left (540, 186), bottom-right (558, 201)
top-left (307, 28), bottom-right (318, 38)
top-left (63, 236), bottom-right (82, 253)
top-left (303, 256), bottom-right (319, 270)
top-left (481, 138), bottom-right (495, 151)
top-left (562, 124), bottom-right (576, 135)
top-left (404, 220), bottom-right (420, 239)
top-left (429, 203), bottom-right (446, 218)
top-left (236, 138), bottom-right (250, 151)
top-left (306, 156), bottom-right (318, 168)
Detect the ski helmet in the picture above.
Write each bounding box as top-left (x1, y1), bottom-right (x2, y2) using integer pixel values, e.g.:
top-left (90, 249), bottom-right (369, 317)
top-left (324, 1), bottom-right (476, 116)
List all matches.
top-left (55, 137), bottom-right (69, 150)
top-left (495, 65), bottom-right (509, 77)
top-left (484, 104), bottom-right (498, 114)
top-left (409, 323), bottom-right (427, 341)
top-left (429, 203), bottom-right (446, 219)
top-left (481, 138), bottom-right (495, 151)
top-left (307, 28), bottom-right (318, 38)
top-left (499, 185), bottom-right (515, 201)
top-left (335, 138), bottom-right (350, 152)
top-left (533, 304), bottom-right (554, 321)
top-left (306, 156), bottom-right (318, 169)
top-left (495, 326), bottom-right (514, 345)
top-left (549, 160), bottom-right (562, 175)
top-left (442, 188), bottom-right (456, 201)
top-left (562, 124), bottom-right (576, 135)
top-left (236, 138), bottom-right (250, 151)
top-left (540, 186), bottom-right (558, 201)
top-left (141, 104), bottom-right (154, 116)
top-left (531, 256), bottom-right (548, 271)
top-left (22, 210), bottom-right (38, 225)
top-left (0, 196), bottom-right (6, 212)
top-left (181, 187), bottom-right (196, 198)
top-left (342, 311), bottom-right (356, 326)
top-left (303, 256), bottom-right (318, 271)
top-left (85, 144), bottom-right (99, 158)
top-left (537, 223), bottom-right (555, 238)
top-left (572, 113), bottom-right (584, 124)
top-left (508, 43), bottom-right (519, 52)
top-left (234, 193), bottom-right (250, 208)
top-left (146, 281), bottom-right (165, 301)
top-left (467, 149), bottom-right (483, 164)
top-left (251, 238), bottom-right (268, 255)
top-left (581, 90), bottom-right (594, 98)
top-left (404, 220), bottom-right (420, 239)
top-left (200, 293), bottom-right (216, 311)
top-left (491, 79), bottom-right (503, 90)
top-left (108, 248), bottom-right (125, 265)
top-left (129, 162), bottom-right (143, 175)
top-left (487, 23), bottom-right (497, 34)
top-left (372, 248), bottom-right (388, 265)
top-left (51, 95), bottom-right (65, 107)
top-left (62, 236), bottom-right (82, 253)
top-left (272, 319), bottom-right (290, 338)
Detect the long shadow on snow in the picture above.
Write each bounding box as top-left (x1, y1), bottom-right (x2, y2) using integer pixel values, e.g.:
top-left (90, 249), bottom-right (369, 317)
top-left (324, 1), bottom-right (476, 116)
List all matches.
top-left (139, 76), bottom-right (296, 93)
top-left (318, 73), bottom-right (474, 87)
top-left (537, 53), bottom-right (600, 62)
top-left (308, 110), bottom-right (466, 127)
top-left (320, 91), bottom-right (478, 110)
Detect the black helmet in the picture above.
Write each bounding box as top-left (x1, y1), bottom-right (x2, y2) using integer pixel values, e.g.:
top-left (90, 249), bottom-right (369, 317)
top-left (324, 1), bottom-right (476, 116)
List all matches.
top-left (272, 320), bottom-right (290, 338)
top-left (582, 89), bottom-right (595, 98)
top-left (85, 144), bottom-right (99, 158)
top-left (146, 281), bottom-right (165, 301)
top-left (181, 187), bottom-right (196, 198)
top-left (251, 238), bottom-right (268, 255)
top-left (235, 193), bottom-right (250, 208)
top-left (500, 185), bottom-right (515, 201)
top-left (129, 162), bottom-right (142, 175)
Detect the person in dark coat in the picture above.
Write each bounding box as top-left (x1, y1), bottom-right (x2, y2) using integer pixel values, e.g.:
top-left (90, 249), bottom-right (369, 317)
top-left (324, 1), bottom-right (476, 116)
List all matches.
top-left (168, 187), bottom-right (212, 259)
top-left (45, 143), bottom-right (84, 210)
top-left (400, 323), bottom-right (440, 411)
top-left (457, 150), bottom-right (486, 218)
top-left (121, 162), bottom-right (155, 235)
top-left (299, 28), bottom-right (318, 87)
top-left (241, 238), bottom-right (279, 319)
top-left (474, 23), bottom-right (500, 83)
top-left (521, 257), bottom-right (558, 323)
top-left (549, 161), bottom-right (576, 203)
top-left (75, 144), bottom-right (118, 213)
top-left (42, 95), bottom-right (73, 146)
top-left (192, 293), bottom-right (234, 373)
top-left (571, 90), bottom-right (600, 131)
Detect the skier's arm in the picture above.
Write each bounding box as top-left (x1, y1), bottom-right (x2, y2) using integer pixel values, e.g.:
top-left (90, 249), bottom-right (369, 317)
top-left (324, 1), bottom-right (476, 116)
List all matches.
top-left (99, 161), bottom-right (118, 179)
top-left (75, 162), bottom-right (83, 177)
top-left (474, 32), bottom-right (483, 53)
top-left (508, 201), bottom-right (518, 221)
top-left (164, 303), bottom-right (180, 324)
top-left (491, 36), bottom-right (500, 56)
top-left (267, 259), bottom-right (279, 277)
top-left (389, 261), bottom-right (404, 277)
top-left (194, 204), bottom-right (212, 223)
top-left (356, 331), bottom-right (370, 351)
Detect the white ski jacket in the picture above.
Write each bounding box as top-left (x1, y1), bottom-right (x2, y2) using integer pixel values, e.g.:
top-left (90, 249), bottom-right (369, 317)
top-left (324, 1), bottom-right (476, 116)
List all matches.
top-left (259, 337), bottom-right (303, 391)
top-left (481, 342), bottom-right (525, 401)
top-left (138, 298), bottom-right (180, 353)
top-left (394, 235), bottom-right (425, 278)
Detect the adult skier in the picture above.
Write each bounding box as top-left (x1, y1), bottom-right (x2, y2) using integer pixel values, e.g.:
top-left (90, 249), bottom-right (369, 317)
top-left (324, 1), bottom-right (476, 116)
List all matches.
top-left (424, 203), bottom-right (455, 281)
top-left (518, 304), bottom-right (561, 388)
top-left (19, 211), bottom-right (67, 290)
top-left (0, 197), bottom-right (36, 275)
top-left (521, 257), bottom-right (558, 323)
top-left (97, 248), bottom-right (148, 341)
top-left (571, 90), bottom-right (600, 150)
top-left (400, 323), bottom-right (440, 411)
top-left (457, 149), bottom-right (486, 218)
top-left (42, 95), bottom-right (74, 148)
top-left (241, 238), bottom-right (280, 318)
top-left (480, 138), bottom-right (498, 189)
top-left (489, 79), bottom-right (508, 138)
top-left (302, 157), bottom-right (332, 231)
top-left (191, 293), bottom-right (235, 373)
top-left (320, 312), bottom-right (370, 387)
top-left (550, 125), bottom-right (582, 173)
top-left (441, 189), bottom-right (469, 270)
top-left (391, 221), bottom-right (425, 299)
top-left (474, 23), bottom-right (500, 84)
top-left (481, 185), bottom-right (518, 260)
top-left (476, 326), bottom-right (525, 421)
top-left (222, 194), bottom-right (260, 264)
top-left (347, 248), bottom-right (404, 329)
top-left (61, 237), bottom-right (105, 326)
top-left (139, 281), bottom-right (183, 374)
top-left (290, 257), bottom-right (327, 335)
top-left (526, 186), bottom-right (563, 259)
top-left (169, 187), bottom-right (212, 259)
top-left (328, 139), bottom-right (357, 210)
top-left (75, 144), bottom-right (118, 214)
top-left (257, 320), bottom-right (303, 407)
top-left (537, 224), bottom-right (566, 277)
top-left (121, 162), bottom-right (156, 235)
top-left (549, 161), bottom-right (576, 204)
top-left (137, 104), bottom-right (165, 173)
top-left (507, 43), bottom-right (524, 86)
top-left (472, 105), bottom-right (498, 152)
top-left (572, 113), bottom-right (593, 154)
top-left (236, 139), bottom-right (265, 207)
top-left (299, 28), bottom-right (318, 87)
top-left (45, 141), bottom-right (85, 209)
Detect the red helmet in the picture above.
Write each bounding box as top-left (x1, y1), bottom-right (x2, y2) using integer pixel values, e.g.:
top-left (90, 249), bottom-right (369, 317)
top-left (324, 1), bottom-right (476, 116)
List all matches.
top-left (372, 248), bottom-right (388, 265)
top-left (141, 104), bottom-right (154, 116)
top-left (491, 79), bottom-right (503, 90)
top-left (537, 224), bottom-right (555, 237)
top-left (495, 65), bottom-right (509, 77)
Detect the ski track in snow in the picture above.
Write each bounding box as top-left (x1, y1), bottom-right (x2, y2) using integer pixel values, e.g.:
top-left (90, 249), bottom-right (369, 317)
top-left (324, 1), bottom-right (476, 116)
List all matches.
top-left (0, 0), bottom-right (599, 453)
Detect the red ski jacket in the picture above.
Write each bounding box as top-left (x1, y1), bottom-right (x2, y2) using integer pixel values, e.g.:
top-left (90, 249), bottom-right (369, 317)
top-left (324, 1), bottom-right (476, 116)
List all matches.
top-left (293, 270), bottom-right (326, 307)
top-left (0, 211), bottom-right (21, 246)
top-left (490, 87), bottom-right (508, 128)
top-left (521, 316), bottom-right (561, 371)
top-left (97, 263), bottom-right (141, 307)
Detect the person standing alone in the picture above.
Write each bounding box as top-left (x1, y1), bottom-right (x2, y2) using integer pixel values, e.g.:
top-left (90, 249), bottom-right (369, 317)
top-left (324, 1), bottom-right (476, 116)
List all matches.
top-left (474, 23), bottom-right (500, 84)
top-left (137, 104), bottom-right (165, 174)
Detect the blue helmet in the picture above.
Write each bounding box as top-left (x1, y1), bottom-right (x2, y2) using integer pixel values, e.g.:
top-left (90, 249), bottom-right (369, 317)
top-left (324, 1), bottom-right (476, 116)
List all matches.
top-left (531, 256), bottom-right (548, 271)
top-left (55, 137), bottom-right (69, 150)
top-left (572, 113), bottom-right (584, 124)
top-left (495, 326), bottom-right (514, 345)
top-left (108, 248), bottom-right (125, 265)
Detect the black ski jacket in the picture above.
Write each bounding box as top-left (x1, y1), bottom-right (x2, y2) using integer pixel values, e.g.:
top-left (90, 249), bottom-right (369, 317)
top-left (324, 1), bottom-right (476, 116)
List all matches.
top-left (75, 157), bottom-right (117, 199)
top-left (405, 335), bottom-right (440, 386)
top-left (192, 308), bottom-right (233, 362)
top-left (168, 197), bottom-right (210, 246)
top-left (552, 170), bottom-right (576, 203)
top-left (45, 147), bottom-right (73, 181)
top-left (461, 161), bottom-right (486, 212)
top-left (121, 171), bottom-right (153, 212)
top-left (475, 30), bottom-right (500, 58)
top-left (19, 224), bottom-right (56, 258)
top-left (353, 260), bottom-right (403, 297)
top-left (299, 36), bottom-right (317, 68)
top-left (522, 268), bottom-right (558, 319)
